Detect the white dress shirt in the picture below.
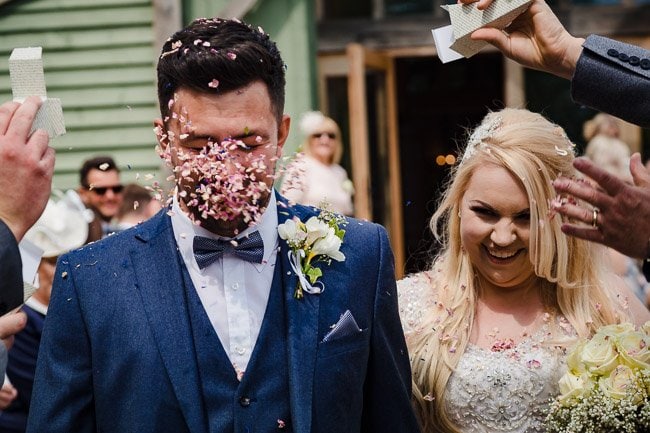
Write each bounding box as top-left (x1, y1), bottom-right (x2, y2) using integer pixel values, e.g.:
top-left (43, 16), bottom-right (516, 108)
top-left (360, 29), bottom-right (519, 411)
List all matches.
top-left (171, 193), bottom-right (279, 375)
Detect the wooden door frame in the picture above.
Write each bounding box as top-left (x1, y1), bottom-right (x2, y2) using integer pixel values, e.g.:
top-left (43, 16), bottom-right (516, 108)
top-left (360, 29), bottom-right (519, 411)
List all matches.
top-left (317, 44), bottom-right (406, 277)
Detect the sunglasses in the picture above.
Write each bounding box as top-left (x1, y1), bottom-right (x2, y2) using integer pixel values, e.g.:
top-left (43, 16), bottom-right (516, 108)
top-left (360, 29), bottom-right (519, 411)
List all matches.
top-left (311, 132), bottom-right (336, 139)
top-left (87, 185), bottom-right (124, 195)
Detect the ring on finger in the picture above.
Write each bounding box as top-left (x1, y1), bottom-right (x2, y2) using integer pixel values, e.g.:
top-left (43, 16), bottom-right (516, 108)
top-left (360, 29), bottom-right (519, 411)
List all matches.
top-left (591, 207), bottom-right (599, 228)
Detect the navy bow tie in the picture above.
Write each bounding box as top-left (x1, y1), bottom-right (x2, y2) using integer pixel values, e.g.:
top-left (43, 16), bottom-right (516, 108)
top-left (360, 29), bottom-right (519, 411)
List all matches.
top-left (193, 231), bottom-right (265, 269)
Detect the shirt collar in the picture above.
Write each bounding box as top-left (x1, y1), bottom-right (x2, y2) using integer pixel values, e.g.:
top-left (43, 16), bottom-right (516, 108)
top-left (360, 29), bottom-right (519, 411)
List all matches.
top-left (170, 191), bottom-right (278, 272)
top-left (25, 296), bottom-right (48, 315)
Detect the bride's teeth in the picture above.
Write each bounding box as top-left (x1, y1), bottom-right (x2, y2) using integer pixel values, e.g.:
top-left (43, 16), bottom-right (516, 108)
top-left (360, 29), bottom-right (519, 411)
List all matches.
top-left (489, 250), bottom-right (516, 258)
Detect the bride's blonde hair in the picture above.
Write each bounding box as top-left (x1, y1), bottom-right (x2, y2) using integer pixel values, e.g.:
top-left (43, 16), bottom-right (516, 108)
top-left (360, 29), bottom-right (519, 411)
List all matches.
top-left (409, 108), bottom-right (629, 433)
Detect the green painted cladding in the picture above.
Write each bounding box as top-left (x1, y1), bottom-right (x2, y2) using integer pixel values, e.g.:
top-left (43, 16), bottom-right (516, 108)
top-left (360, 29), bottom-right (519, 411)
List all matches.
top-left (245, 0), bottom-right (318, 157)
top-left (0, 0), bottom-right (162, 191)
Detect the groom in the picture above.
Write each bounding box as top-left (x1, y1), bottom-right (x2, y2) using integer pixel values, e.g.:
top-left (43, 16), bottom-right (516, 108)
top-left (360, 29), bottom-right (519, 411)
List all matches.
top-left (27, 18), bottom-right (420, 433)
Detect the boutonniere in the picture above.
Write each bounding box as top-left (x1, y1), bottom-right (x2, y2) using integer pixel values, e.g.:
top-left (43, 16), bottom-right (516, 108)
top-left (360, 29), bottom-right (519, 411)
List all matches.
top-left (278, 209), bottom-right (347, 299)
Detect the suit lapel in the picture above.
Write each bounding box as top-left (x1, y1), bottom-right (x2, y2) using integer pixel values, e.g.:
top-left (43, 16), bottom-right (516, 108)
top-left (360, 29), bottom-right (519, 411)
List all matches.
top-left (129, 212), bottom-right (207, 433)
top-left (277, 195), bottom-right (320, 433)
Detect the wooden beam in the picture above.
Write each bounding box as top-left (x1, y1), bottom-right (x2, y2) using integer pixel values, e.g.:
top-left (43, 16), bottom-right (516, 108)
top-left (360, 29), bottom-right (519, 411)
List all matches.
top-left (385, 58), bottom-right (405, 278)
top-left (347, 43), bottom-right (373, 221)
top-left (504, 58), bottom-right (525, 108)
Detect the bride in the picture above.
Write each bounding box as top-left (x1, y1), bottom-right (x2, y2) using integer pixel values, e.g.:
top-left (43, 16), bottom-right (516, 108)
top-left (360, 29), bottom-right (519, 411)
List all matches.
top-left (398, 108), bottom-right (650, 433)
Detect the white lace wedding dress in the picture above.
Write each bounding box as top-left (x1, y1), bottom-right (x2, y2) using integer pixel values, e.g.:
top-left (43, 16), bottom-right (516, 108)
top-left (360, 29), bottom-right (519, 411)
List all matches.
top-left (398, 272), bottom-right (576, 433)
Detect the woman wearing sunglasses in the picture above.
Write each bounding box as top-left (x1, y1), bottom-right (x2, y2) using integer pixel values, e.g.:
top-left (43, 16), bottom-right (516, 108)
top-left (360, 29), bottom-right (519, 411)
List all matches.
top-left (280, 111), bottom-right (354, 216)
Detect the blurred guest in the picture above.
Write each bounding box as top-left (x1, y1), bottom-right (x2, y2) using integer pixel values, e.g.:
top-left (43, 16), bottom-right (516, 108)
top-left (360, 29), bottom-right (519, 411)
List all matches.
top-left (584, 134), bottom-right (630, 181)
top-left (113, 183), bottom-right (162, 231)
top-left (280, 111), bottom-right (354, 215)
top-left (0, 198), bottom-right (87, 432)
top-left (584, 135), bottom-right (650, 306)
top-left (582, 113), bottom-right (620, 142)
top-left (77, 156), bottom-right (124, 237)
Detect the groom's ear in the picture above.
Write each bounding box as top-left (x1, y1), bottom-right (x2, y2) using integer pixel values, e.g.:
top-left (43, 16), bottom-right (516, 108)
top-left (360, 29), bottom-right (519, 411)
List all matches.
top-left (154, 118), bottom-right (169, 152)
top-left (276, 115), bottom-right (290, 153)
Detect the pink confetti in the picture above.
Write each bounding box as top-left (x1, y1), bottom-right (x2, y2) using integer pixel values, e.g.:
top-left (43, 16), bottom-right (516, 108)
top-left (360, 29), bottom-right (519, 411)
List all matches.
top-left (155, 101), bottom-right (281, 232)
top-left (227, 52), bottom-right (237, 60)
top-left (208, 79), bottom-right (219, 88)
top-left (526, 359), bottom-right (541, 369)
top-left (491, 338), bottom-right (515, 352)
top-left (277, 419), bottom-right (286, 429)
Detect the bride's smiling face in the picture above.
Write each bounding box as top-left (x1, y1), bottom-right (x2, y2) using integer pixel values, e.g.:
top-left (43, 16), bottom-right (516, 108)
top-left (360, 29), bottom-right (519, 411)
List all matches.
top-left (460, 163), bottom-right (535, 291)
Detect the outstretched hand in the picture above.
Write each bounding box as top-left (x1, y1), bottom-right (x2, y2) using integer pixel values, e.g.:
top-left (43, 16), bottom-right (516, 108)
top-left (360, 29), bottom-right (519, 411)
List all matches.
top-left (551, 154), bottom-right (650, 259)
top-left (0, 97), bottom-right (55, 241)
top-left (0, 381), bottom-right (18, 409)
top-left (458, 0), bottom-right (584, 79)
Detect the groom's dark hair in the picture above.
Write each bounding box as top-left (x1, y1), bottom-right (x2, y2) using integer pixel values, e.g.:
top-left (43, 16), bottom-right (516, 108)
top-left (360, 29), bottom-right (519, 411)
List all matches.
top-left (156, 18), bottom-right (286, 122)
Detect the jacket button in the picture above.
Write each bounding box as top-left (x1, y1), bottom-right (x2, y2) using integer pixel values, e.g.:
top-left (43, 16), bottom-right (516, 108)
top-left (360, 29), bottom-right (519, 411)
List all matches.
top-left (239, 396), bottom-right (251, 407)
top-left (607, 48), bottom-right (619, 57)
top-left (618, 53), bottom-right (629, 62)
top-left (629, 56), bottom-right (640, 66)
top-left (641, 59), bottom-right (650, 70)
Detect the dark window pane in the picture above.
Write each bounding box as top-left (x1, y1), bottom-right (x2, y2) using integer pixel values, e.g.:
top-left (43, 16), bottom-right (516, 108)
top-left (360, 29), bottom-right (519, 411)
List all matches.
top-left (324, 0), bottom-right (372, 19)
top-left (385, 0), bottom-right (433, 15)
top-left (395, 54), bottom-right (504, 274)
top-left (524, 69), bottom-right (596, 152)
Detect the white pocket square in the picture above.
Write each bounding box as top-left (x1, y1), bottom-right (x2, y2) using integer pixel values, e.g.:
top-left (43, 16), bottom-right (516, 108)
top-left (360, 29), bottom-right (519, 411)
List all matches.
top-left (322, 310), bottom-right (362, 342)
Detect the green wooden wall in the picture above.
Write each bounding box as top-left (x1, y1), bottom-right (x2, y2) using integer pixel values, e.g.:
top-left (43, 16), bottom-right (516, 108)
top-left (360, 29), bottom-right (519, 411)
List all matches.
top-left (0, 0), bottom-right (160, 190)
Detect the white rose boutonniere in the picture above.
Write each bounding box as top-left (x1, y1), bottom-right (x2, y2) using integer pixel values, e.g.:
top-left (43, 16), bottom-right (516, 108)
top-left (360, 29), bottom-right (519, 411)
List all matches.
top-left (278, 208), bottom-right (347, 299)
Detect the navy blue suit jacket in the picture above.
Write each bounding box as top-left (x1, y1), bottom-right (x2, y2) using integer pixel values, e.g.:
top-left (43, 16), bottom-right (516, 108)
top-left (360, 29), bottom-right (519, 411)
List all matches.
top-left (0, 220), bottom-right (23, 316)
top-left (572, 35), bottom-right (650, 128)
top-left (27, 195), bottom-right (420, 433)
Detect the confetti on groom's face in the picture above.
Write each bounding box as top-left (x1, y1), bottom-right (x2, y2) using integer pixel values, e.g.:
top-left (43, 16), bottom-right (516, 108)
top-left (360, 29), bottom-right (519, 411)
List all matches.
top-left (155, 83), bottom-right (284, 235)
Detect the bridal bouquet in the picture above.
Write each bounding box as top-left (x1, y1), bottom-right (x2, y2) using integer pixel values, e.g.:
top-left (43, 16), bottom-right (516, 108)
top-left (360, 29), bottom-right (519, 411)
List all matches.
top-left (546, 322), bottom-right (650, 433)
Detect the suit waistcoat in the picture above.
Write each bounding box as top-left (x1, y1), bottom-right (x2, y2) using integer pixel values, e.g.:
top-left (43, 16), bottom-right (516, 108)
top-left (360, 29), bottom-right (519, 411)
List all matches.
top-left (182, 258), bottom-right (292, 433)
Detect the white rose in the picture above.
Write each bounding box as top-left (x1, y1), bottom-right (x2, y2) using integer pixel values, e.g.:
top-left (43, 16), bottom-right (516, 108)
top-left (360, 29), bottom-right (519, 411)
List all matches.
top-left (598, 365), bottom-right (642, 404)
top-left (599, 323), bottom-right (635, 338)
top-left (642, 321), bottom-right (650, 336)
top-left (566, 340), bottom-right (588, 375)
top-left (558, 372), bottom-right (591, 405)
top-left (304, 216), bottom-right (330, 246)
top-left (278, 218), bottom-right (298, 241)
top-left (616, 331), bottom-right (650, 370)
top-left (581, 332), bottom-right (618, 376)
top-left (311, 229), bottom-right (345, 262)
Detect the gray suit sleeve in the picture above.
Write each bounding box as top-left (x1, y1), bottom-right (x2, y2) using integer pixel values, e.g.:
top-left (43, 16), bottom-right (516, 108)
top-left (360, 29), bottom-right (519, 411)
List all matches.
top-left (571, 35), bottom-right (650, 128)
top-left (0, 219), bottom-right (23, 316)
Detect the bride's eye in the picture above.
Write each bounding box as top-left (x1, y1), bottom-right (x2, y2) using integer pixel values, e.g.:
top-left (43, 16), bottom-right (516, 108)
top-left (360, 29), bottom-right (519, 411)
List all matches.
top-left (470, 206), bottom-right (496, 218)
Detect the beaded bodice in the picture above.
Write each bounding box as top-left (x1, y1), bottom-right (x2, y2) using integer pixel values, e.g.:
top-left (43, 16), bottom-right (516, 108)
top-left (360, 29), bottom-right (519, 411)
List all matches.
top-left (397, 272), bottom-right (576, 433)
